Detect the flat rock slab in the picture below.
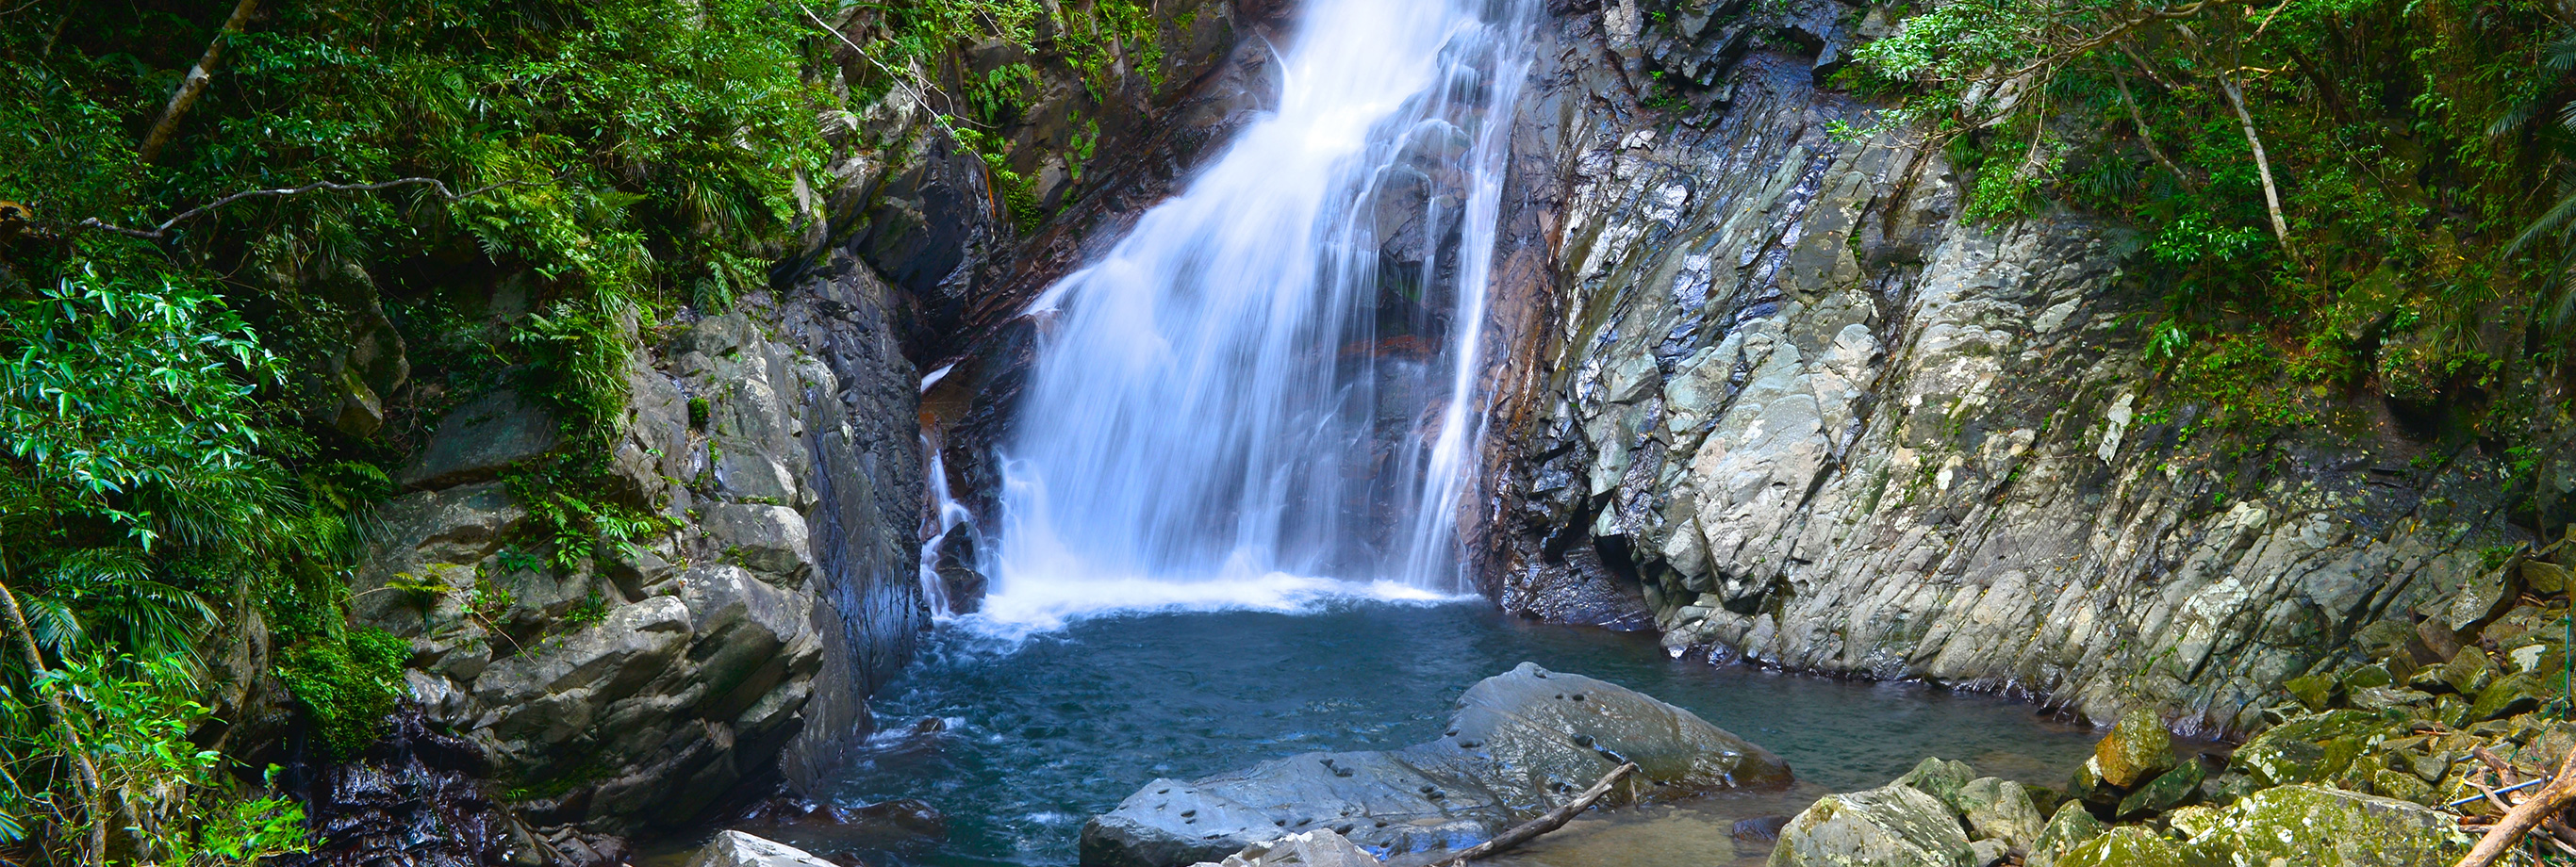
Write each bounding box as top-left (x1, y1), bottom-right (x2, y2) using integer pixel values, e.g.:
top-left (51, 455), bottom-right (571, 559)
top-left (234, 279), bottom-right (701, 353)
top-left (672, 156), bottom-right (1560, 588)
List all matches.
top-left (1082, 663), bottom-right (1791, 867)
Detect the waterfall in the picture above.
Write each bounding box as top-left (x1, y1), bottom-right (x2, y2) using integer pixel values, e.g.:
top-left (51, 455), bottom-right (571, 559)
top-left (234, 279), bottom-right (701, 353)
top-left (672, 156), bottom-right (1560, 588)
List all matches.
top-left (979, 0), bottom-right (1536, 630)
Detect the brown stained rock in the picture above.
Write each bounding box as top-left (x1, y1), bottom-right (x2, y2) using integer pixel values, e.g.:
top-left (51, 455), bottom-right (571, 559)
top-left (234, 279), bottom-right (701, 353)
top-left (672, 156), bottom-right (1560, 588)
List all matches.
top-left (2093, 710), bottom-right (2176, 789)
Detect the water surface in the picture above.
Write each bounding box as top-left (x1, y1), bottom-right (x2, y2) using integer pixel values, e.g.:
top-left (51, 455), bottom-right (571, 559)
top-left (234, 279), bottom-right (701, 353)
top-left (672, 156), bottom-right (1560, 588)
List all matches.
top-left (801, 602), bottom-right (2098, 867)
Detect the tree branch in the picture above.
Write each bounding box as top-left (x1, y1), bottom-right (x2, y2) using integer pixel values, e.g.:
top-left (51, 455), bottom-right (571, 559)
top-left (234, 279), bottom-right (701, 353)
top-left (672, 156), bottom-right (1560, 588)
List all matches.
top-left (74, 177), bottom-right (519, 239)
top-left (2110, 62), bottom-right (2191, 187)
top-left (1438, 763), bottom-right (1638, 865)
top-left (2458, 747), bottom-right (2576, 867)
top-left (138, 0), bottom-right (260, 164)
top-left (2216, 73), bottom-right (2293, 252)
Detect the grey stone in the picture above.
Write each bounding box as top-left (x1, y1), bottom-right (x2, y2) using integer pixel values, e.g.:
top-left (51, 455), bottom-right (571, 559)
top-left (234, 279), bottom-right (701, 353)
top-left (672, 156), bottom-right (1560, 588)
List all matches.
top-left (1768, 782), bottom-right (1976, 867)
top-left (686, 831), bottom-right (838, 867)
top-left (1957, 777), bottom-right (2043, 851)
top-left (400, 388), bottom-right (560, 487)
top-left (1189, 830), bottom-right (1382, 867)
top-left (705, 503), bottom-right (816, 582)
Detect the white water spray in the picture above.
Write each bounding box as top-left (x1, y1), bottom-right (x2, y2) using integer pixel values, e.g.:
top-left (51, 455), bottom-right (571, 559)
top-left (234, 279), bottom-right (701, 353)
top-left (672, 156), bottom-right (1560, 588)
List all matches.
top-left (975, 0), bottom-right (1536, 631)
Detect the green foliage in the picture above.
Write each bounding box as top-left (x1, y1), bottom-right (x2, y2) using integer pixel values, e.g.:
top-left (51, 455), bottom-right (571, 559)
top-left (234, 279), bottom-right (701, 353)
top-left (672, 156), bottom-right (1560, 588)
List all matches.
top-left (0, 0), bottom-right (834, 860)
top-left (274, 629), bottom-right (407, 759)
top-left (0, 655), bottom-right (312, 867)
top-left (1858, 0), bottom-right (2571, 449)
top-left (502, 457), bottom-right (671, 574)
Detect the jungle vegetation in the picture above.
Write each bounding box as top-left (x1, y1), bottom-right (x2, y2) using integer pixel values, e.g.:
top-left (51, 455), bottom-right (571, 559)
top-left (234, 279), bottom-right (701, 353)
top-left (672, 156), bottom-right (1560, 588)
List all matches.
top-left (1846, 0), bottom-right (2576, 516)
top-left (1, 0), bottom-right (2573, 863)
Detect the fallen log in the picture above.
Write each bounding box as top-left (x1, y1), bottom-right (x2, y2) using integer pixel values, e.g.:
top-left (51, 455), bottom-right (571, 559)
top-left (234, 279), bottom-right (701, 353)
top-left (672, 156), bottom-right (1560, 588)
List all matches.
top-left (1439, 763), bottom-right (1638, 865)
top-left (2458, 747), bottom-right (2576, 867)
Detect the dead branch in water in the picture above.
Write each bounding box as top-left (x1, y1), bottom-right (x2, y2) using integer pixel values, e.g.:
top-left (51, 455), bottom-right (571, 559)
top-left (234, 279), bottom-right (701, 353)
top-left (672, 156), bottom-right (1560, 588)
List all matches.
top-left (1440, 763), bottom-right (1639, 865)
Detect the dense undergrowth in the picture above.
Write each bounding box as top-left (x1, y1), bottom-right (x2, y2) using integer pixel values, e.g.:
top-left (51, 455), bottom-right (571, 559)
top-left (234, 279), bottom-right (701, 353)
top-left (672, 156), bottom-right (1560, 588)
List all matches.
top-left (0, 0), bottom-right (825, 862)
top-left (0, 0), bottom-right (1185, 859)
top-left (1841, 0), bottom-right (2576, 528)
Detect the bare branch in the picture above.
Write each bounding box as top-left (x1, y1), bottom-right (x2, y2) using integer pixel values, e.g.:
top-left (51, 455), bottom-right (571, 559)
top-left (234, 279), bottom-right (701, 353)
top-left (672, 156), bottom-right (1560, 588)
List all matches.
top-left (2110, 63), bottom-right (2191, 187)
top-left (1437, 763), bottom-right (1638, 865)
top-left (2216, 74), bottom-right (2293, 252)
top-left (74, 177), bottom-right (520, 240)
top-left (2457, 747), bottom-right (2576, 867)
top-left (138, 0), bottom-right (260, 163)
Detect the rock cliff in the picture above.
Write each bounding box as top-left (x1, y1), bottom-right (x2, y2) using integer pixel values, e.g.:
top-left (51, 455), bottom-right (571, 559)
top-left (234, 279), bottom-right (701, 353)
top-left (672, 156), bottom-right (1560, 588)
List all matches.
top-left (1467, 0), bottom-right (2538, 735)
top-left (312, 0), bottom-right (1294, 854)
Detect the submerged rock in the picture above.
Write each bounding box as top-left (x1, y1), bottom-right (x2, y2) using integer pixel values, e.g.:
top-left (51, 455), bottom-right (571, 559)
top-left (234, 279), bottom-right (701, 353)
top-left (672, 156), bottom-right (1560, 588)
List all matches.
top-left (1081, 663), bottom-right (1790, 867)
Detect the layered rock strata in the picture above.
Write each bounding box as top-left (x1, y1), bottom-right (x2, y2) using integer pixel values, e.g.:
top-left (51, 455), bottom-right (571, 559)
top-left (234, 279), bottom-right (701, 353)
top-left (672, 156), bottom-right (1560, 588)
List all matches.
top-left (1471, 0), bottom-right (2531, 734)
top-left (354, 291), bottom-right (920, 836)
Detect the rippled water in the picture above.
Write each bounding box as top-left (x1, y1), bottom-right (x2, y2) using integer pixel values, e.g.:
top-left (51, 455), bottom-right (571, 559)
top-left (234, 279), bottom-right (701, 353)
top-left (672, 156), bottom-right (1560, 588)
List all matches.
top-left (796, 602), bottom-right (2100, 867)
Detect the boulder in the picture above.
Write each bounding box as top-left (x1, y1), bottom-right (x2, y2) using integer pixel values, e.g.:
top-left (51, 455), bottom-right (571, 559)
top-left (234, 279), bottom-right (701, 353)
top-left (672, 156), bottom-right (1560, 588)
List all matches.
top-left (2114, 761), bottom-right (2203, 818)
top-left (2027, 802), bottom-right (2105, 867)
top-left (2055, 827), bottom-right (2199, 867)
top-left (1894, 757), bottom-right (1977, 810)
top-left (705, 503), bottom-right (816, 582)
top-left (1957, 777), bottom-right (2044, 851)
top-left (399, 388), bottom-right (560, 487)
top-left (2228, 711), bottom-right (2384, 786)
top-left (2179, 784), bottom-right (2470, 866)
top-left (1189, 830), bottom-right (1381, 867)
top-left (1768, 782), bottom-right (1975, 867)
top-left (2093, 710), bottom-right (2175, 789)
top-left (1082, 663), bottom-right (1789, 867)
top-left (687, 831), bottom-right (837, 867)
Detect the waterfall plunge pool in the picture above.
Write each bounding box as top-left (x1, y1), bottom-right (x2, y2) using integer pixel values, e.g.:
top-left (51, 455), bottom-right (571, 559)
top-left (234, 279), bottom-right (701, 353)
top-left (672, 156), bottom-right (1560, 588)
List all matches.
top-left (766, 600), bottom-right (2102, 867)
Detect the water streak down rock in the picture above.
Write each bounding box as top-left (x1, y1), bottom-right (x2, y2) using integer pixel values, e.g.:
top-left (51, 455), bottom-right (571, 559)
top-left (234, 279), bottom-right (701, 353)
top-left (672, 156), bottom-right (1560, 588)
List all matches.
top-left (1080, 663), bottom-right (1789, 867)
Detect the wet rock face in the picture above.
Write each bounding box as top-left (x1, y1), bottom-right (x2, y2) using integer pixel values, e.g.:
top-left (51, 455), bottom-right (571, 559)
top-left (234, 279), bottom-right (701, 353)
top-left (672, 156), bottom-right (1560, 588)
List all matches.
top-left (270, 709), bottom-right (630, 867)
top-left (1081, 663), bottom-right (1789, 867)
top-left (352, 280), bottom-right (926, 837)
top-left (1477, 0), bottom-right (2527, 733)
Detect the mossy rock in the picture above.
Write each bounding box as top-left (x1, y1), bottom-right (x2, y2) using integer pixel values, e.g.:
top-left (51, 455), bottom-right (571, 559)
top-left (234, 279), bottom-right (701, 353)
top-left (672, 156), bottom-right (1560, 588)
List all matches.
top-left (2195, 772), bottom-right (2259, 808)
top-left (2370, 768), bottom-right (2433, 805)
top-left (2182, 784), bottom-right (2470, 866)
top-left (2469, 671), bottom-right (2546, 721)
top-left (2056, 827), bottom-right (2208, 867)
top-left (2028, 801), bottom-right (2105, 867)
top-left (1894, 756), bottom-right (1978, 810)
top-left (2095, 710), bottom-right (2177, 789)
top-left (1957, 777), bottom-right (2044, 851)
top-left (2228, 711), bottom-right (2384, 786)
top-left (2116, 760), bottom-right (2203, 818)
top-left (1767, 783), bottom-right (1976, 867)
top-left (2282, 673), bottom-right (2337, 712)
top-left (2339, 664), bottom-right (2394, 691)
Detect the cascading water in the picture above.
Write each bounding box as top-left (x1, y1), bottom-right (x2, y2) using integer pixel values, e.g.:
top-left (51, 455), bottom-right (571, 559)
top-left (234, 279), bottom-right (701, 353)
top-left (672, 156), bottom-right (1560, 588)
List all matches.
top-left (976, 0), bottom-right (1537, 629)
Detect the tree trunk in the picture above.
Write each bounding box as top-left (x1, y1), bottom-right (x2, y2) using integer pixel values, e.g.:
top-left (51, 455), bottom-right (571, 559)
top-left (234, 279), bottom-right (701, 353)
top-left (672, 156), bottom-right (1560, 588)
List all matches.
top-left (138, 0), bottom-right (261, 163)
top-left (2217, 74), bottom-right (2294, 252)
top-left (0, 577), bottom-right (107, 867)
